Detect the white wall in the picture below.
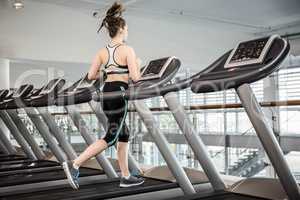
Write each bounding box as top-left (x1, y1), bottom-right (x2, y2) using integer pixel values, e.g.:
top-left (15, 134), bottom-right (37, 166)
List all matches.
top-left (2, 0), bottom-right (299, 87)
top-left (9, 60), bottom-right (87, 88)
top-left (0, 59), bottom-right (10, 138)
top-left (0, 1), bottom-right (101, 64)
top-left (0, 59), bottom-right (10, 89)
top-left (0, 0), bottom-right (253, 82)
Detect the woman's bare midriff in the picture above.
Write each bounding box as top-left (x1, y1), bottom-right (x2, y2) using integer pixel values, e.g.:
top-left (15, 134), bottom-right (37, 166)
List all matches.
top-left (105, 74), bottom-right (129, 84)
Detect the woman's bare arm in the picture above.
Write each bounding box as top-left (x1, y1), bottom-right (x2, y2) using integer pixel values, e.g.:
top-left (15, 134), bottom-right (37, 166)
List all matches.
top-left (88, 51), bottom-right (103, 80)
top-left (126, 47), bottom-right (141, 82)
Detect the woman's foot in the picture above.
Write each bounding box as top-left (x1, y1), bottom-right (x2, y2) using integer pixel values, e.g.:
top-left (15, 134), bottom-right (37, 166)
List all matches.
top-left (62, 161), bottom-right (80, 190)
top-left (120, 175), bottom-right (145, 188)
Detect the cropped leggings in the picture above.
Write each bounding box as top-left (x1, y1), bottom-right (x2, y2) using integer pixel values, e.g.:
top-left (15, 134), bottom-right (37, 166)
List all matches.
top-left (102, 81), bottom-right (129, 146)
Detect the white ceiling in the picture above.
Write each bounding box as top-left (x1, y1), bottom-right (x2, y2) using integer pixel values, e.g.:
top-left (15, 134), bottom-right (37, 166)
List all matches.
top-left (29, 0), bottom-right (300, 34)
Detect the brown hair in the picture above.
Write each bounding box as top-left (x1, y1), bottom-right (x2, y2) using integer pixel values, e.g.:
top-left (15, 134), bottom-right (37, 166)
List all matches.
top-left (97, 2), bottom-right (126, 38)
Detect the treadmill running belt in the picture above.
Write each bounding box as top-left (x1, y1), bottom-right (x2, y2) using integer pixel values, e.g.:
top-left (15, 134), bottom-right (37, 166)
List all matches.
top-left (0, 159), bottom-right (40, 165)
top-left (203, 193), bottom-right (269, 200)
top-left (0, 154), bottom-right (23, 158)
top-left (0, 167), bottom-right (103, 187)
top-left (2, 178), bottom-right (178, 200)
top-left (176, 192), bottom-right (270, 200)
top-left (0, 160), bottom-right (59, 172)
top-left (0, 156), bottom-right (28, 162)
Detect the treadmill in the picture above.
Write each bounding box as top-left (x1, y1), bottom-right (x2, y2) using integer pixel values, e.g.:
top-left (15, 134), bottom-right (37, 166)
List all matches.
top-left (0, 90), bottom-right (18, 157)
top-left (170, 35), bottom-right (300, 200)
top-left (0, 85), bottom-right (58, 170)
top-left (3, 36), bottom-right (295, 200)
top-left (2, 57), bottom-right (210, 200)
top-left (0, 90), bottom-right (10, 155)
top-left (0, 90), bottom-right (12, 156)
top-left (0, 80), bottom-right (103, 188)
top-left (0, 86), bottom-right (34, 162)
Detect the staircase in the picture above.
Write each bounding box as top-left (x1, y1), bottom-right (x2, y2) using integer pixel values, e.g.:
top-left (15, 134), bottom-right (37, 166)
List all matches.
top-left (228, 149), bottom-right (267, 177)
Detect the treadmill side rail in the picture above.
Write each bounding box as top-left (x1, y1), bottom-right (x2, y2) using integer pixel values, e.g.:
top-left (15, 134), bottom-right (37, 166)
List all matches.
top-left (0, 110), bottom-right (36, 160)
top-left (65, 105), bottom-right (118, 178)
top-left (134, 100), bottom-right (196, 195)
top-left (6, 109), bottom-right (46, 159)
top-left (89, 100), bottom-right (143, 175)
top-left (236, 84), bottom-right (300, 200)
top-left (24, 107), bottom-right (67, 163)
top-left (164, 92), bottom-right (226, 191)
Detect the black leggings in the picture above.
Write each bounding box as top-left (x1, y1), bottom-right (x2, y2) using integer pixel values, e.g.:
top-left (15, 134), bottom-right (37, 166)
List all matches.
top-left (102, 81), bottom-right (129, 146)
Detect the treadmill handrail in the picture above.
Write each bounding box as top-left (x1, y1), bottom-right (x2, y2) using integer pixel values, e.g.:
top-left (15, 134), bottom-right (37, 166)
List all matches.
top-left (56, 57), bottom-right (180, 105)
top-left (191, 37), bottom-right (289, 93)
top-left (92, 52), bottom-right (231, 101)
top-left (0, 79), bottom-right (66, 110)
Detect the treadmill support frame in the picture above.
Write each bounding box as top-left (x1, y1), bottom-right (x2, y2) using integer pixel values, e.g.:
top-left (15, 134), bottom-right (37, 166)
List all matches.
top-left (0, 123), bottom-right (17, 154)
top-left (89, 101), bottom-right (142, 175)
top-left (134, 100), bottom-right (196, 195)
top-left (24, 107), bottom-right (67, 163)
top-left (65, 105), bottom-right (118, 178)
top-left (0, 110), bottom-right (36, 159)
top-left (236, 83), bottom-right (300, 200)
top-left (0, 137), bottom-right (10, 154)
top-left (7, 109), bottom-right (46, 159)
top-left (164, 92), bottom-right (226, 191)
top-left (37, 107), bottom-right (77, 160)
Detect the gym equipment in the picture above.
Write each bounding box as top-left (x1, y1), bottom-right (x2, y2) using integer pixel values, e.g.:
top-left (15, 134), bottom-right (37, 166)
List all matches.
top-left (174, 35), bottom-right (299, 199)
top-left (0, 90), bottom-right (18, 155)
top-left (0, 85), bottom-right (36, 160)
top-left (2, 57), bottom-right (210, 199)
top-left (2, 35), bottom-right (298, 200)
top-left (55, 75), bottom-right (118, 178)
top-left (0, 86), bottom-right (57, 168)
top-left (0, 80), bottom-right (104, 188)
top-left (56, 73), bottom-right (142, 177)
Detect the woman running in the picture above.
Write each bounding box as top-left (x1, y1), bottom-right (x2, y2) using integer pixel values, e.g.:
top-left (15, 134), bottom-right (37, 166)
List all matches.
top-left (63, 1), bottom-right (144, 190)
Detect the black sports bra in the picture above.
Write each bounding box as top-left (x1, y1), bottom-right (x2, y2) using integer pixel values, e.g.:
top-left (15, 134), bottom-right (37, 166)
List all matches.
top-left (103, 44), bottom-right (129, 75)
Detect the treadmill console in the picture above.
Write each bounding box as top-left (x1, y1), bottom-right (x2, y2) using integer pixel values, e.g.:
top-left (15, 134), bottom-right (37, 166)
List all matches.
top-left (40, 79), bottom-right (63, 95)
top-left (224, 35), bottom-right (279, 69)
top-left (75, 74), bottom-right (96, 90)
top-left (12, 85), bottom-right (32, 98)
top-left (139, 56), bottom-right (176, 81)
top-left (0, 90), bottom-right (8, 99)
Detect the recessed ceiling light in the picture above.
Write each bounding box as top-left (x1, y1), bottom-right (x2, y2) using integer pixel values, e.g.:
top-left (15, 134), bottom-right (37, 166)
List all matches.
top-left (12, 0), bottom-right (24, 10)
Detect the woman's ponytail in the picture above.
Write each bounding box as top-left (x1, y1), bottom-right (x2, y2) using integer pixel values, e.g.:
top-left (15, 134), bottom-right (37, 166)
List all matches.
top-left (97, 1), bottom-right (126, 37)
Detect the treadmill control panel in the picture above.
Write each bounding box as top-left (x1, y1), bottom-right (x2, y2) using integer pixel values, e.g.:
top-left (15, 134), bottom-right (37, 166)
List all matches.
top-left (12, 85), bottom-right (32, 98)
top-left (75, 74), bottom-right (96, 90)
top-left (40, 79), bottom-right (64, 95)
top-left (140, 56), bottom-right (176, 81)
top-left (0, 90), bottom-right (8, 99)
top-left (224, 35), bottom-right (279, 69)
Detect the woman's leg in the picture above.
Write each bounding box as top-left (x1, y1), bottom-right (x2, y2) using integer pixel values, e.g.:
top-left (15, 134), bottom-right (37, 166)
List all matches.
top-left (118, 133), bottom-right (145, 187)
top-left (117, 141), bottom-right (130, 177)
top-left (63, 129), bottom-right (110, 190)
top-left (73, 139), bottom-right (108, 167)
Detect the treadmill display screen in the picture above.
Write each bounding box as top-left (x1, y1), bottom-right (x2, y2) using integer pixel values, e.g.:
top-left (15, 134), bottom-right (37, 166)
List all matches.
top-left (140, 57), bottom-right (175, 81)
top-left (142, 58), bottom-right (169, 77)
top-left (76, 74), bottom-right (96, 90)
top-left (225, 35), bottom-right (278, 69)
